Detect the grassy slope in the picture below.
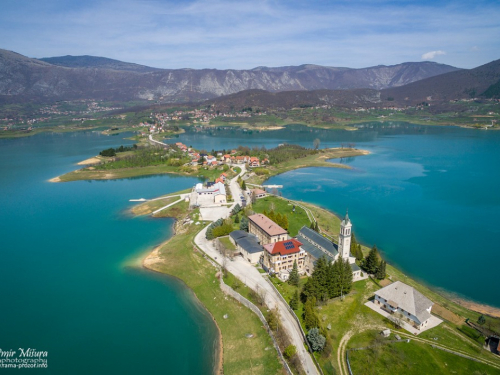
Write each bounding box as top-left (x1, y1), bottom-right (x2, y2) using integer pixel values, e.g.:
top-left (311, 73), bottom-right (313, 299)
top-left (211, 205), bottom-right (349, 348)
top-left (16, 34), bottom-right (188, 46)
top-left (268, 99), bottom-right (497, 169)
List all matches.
top-left (348, 339), bottom-right (500, 375)
top-left (252, 196), bottom-right (311, 237)
top-left (247, 195), bottom-right (500, 374)
top-left (136, 197), bottom-right (282, 375)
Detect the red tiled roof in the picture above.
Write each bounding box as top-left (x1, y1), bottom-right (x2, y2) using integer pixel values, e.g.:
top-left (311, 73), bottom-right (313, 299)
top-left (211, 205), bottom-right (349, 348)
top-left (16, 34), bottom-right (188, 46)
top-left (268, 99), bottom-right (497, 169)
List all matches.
top-left (264, 238), bottom-right (303, 256)
top-left (248, 214), bottom-right (287, 236)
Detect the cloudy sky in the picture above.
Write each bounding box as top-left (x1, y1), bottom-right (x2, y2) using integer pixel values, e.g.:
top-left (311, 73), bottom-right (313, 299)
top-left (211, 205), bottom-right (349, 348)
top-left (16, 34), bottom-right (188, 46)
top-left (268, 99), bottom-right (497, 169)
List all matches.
top-left (1, 0), bottom-right (499, 70)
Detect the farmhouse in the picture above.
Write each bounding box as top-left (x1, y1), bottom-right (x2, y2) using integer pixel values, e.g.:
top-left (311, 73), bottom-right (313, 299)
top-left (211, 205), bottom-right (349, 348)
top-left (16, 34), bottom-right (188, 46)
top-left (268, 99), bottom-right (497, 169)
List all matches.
top-left (248, 214), bottom-right (288, 245)
top-left (251, 189), bottom-right (267, 199)
top-left (374, 281), bottom-right (434, 331)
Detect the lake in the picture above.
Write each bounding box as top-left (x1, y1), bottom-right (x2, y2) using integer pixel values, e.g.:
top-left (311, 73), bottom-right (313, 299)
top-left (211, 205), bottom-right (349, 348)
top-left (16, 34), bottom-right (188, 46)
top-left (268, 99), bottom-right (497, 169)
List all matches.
top-left (175, 123), bottom-right (500, 308)
top-left (0, 131), bottom-right (218, 374)
top-left (1, 122), bottom-right (499, 374)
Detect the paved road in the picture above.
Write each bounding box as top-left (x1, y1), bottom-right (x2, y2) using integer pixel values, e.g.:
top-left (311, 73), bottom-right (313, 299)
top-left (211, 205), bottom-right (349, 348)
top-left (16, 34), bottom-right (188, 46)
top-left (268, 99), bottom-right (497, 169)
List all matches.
top-left (194, 226), bottom-right (319, 375)
top-left (194, 167), bottom-right (319, 375)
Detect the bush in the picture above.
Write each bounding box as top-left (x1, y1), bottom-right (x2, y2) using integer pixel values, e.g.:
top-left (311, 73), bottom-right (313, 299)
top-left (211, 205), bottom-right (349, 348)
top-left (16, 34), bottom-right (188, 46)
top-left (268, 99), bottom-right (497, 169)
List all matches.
top-left (254, 167), bottom-right (270, 175)
top-left (284, 345), bottom-right (297, 359)
top-left (307, 328), bottom-right (326, 352)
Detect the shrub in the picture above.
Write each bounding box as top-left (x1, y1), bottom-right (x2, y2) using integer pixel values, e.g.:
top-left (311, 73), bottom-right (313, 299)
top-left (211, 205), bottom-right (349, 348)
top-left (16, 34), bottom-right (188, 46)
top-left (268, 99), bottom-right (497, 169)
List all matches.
top-left (307, 328), bottom-right (326, 351)
top-left (284, 345), bottom-right (297, 359)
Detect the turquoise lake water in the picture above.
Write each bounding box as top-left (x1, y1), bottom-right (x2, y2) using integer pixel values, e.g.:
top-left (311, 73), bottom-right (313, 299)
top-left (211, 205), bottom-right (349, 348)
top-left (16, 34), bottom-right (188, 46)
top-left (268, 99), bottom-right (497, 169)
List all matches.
top-left (176, 124), bottom-right (500, 308)
top-left (0, 131), bottom-right (218, 374)
top-left (1, 123), bottom-right (499, 374)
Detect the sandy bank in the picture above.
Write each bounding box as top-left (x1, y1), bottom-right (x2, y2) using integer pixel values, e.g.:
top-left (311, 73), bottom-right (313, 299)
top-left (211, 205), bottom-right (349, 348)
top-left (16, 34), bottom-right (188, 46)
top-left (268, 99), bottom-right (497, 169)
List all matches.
top-left (77, 157), bottom-right (102, 165)
top-left (453, 298), bottom-right (500, 318)
top-left (48, 176), bottom-right (61, 183)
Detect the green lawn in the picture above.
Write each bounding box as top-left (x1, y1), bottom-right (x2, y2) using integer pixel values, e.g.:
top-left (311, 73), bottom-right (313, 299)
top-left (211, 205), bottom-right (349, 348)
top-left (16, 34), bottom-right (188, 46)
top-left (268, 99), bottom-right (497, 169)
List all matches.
top-left (252, 196), bottom-right (311, 236)
top-left (348, 339), bottom-right (500, 375)
top-left (219, 236), bottom-right (236, 251)
top-left (148, 225), bottom-right (282, 375)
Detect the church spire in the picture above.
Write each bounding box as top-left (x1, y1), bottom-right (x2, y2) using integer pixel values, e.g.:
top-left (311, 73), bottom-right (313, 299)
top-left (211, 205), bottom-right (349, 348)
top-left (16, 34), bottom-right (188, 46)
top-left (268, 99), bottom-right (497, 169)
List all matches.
top-left (343, 210), bottom-right (350, 225)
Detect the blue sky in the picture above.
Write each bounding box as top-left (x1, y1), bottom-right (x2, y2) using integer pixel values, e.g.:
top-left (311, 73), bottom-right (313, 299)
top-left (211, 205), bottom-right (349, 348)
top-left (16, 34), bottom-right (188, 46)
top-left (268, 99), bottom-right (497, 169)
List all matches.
top-left (1, 0), bottom-right (499, 69)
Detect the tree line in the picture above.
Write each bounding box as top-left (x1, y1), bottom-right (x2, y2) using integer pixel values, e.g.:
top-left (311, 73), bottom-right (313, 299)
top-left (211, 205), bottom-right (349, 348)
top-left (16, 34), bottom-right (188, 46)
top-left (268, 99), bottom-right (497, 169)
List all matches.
top-left (95, 146), bottom-right (190, 170)
top-left (99, 144), bottom-right (137, 157)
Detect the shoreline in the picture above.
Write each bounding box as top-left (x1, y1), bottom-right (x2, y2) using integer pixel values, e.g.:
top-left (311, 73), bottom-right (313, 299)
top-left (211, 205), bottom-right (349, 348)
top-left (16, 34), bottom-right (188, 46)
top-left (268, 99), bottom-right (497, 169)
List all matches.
top-left (142, 243), bottom-right (224, 375)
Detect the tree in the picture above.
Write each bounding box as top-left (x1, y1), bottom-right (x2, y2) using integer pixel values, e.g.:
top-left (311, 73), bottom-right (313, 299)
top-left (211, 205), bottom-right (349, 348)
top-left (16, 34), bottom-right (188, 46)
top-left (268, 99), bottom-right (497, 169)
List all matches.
top-left (267, 308), bottom-right (279, 331)
top-left (351, 233), bottom-right (363, 262)
top-left (328, 257), bottom-right (353, 299)
top-left (363, 245), bottom-right (380, 274)
top-left (241, 181), bottom-right (247, 190)
top-left (315, 221), bottom-right (319, 232)
top-left (234, 215), bottom-right (240, 224)
top-left (376, 260), bottom-right (386, 280)
top-left (288, 261), bottom-right (299, 286)
top-left (240, 216), bottom-right (249, 231)
top-left (284, 345), bottom-right (297, 359)
top-left (478, 314), bottom-right (486, 325)
top-left (307, 328), bottom-right (326, 351)
top-left (304, 297), bottom-right (320, 330)
top-left (313, 138), bottom-right (321, 150)
top-left (281, 215), bottom-right (289, 230)
top-left (310, 221), bottom-right (316, 231)
top-left (251, 190), bottom-right (257, 204)
top-left (289, 289), bottom-right (299, 310)
top-left (311, 256), bottom-right (330, 301)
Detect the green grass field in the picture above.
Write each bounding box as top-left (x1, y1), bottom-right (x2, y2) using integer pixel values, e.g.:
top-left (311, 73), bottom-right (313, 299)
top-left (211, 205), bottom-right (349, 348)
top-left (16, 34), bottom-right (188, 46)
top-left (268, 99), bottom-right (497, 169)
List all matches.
top-left (143, 213), bottom-right (282, 375)
top-left (251, 196), bottom-right (311, 236)
top-left (348, 339), bottom-right (499, 375)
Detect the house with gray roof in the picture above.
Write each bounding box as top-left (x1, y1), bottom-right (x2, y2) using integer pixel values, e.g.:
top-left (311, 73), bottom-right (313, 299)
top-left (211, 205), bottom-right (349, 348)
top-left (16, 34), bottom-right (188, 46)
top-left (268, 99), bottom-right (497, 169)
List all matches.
top-left (229, 230), bottom-right (263, 265)
top-left (374, 281), bottom-right (434, 331)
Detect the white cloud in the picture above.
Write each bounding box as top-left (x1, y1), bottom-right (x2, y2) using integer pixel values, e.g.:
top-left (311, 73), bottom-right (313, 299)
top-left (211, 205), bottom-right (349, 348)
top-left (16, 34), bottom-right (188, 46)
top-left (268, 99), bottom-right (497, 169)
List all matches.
top-left (421, 50), bottom-right (446, 60)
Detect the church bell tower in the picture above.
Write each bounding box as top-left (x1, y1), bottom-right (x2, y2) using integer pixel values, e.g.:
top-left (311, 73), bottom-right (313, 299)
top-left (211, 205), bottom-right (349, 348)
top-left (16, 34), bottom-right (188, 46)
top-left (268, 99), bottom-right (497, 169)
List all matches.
top-left (338, 211), bottom-right (352, 260)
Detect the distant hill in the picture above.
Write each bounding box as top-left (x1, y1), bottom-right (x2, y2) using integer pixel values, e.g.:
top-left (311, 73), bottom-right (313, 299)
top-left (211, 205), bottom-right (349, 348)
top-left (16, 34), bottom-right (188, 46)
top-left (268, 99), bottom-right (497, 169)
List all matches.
top-left (38, 55), bottom-right (161, 73)
top-left (382, 59), bottom-right (500, 104)
top-left (0, 48), bottom-right (461, 104)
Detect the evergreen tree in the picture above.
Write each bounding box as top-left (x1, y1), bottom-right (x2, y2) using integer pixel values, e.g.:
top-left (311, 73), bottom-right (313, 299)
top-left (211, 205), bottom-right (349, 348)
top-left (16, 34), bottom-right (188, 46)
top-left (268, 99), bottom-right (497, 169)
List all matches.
top-left (241, 181), bottom-right (247, 190)
top-left (351, 234), bottom-right (363, 261)
top-left (376, 260), bottom-right (386, 280)
top-left (234, 215), bottom-right (240, 224)
top-left (282, 215), bottom-right (289, 230)
top-left (307, 328), bottom-right (326, 351)
top-left (315, 221), bottom-right (320, 232)
top-left (310, 221), bottom-right (316, 231)
top-left (478, 314), bottom-right (486, 325)
top-left (240, 216), bottom-right (249, 231)
top-left (328, 257), bottom-right (353, 298)
top-left (289, 289), bottom-right (299, 310)
top-left (301, 278), bottom-right (317, 302)
top-left (312, 256), bottom-right (330, 301)
top-left (288, 261), bottom-right (300, 286)
top-left (304, 297), bottom-right (320, 330)
top-left (363, 245), bottom-right (380, 274)
top-left (275, 212), bottom-right (284, 227)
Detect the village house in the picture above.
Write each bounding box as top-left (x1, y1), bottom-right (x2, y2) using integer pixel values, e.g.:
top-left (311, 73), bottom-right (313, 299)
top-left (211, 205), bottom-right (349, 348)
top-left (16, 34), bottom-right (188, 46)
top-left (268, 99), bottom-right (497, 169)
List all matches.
top-left (229, 230), bottom-right (263, 264)
top-left (248, 214), bottom-right (288, 245)
top-left (249, 157), bottom-right (260, 167)
top-left (374, 281), bottom-right (434, 331)
top-left (262, 239), bottom-right (306, 280)
top-left (251, 189), bottom-right (267, 199)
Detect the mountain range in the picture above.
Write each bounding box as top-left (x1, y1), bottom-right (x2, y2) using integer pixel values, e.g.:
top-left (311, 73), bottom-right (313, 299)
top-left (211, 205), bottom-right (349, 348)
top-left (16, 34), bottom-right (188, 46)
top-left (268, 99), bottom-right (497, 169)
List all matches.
top-left (0, 48), bottom-right (462, 104)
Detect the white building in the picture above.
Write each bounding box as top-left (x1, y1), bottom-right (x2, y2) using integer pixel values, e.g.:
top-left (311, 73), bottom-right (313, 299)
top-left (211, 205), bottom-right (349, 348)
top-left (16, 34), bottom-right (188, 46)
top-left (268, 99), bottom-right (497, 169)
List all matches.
top-left (374, 281), bottom-right (434, 331)
top-left (194, 182), bottom-right (226, 204)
